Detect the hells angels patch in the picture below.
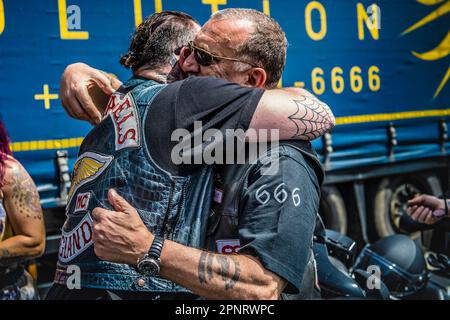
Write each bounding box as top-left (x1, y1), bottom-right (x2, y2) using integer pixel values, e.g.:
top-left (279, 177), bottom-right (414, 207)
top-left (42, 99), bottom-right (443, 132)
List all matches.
top-left (103, 92), bottom-right (141, 151)
top-left (58, 213), bottom-right (94, 263)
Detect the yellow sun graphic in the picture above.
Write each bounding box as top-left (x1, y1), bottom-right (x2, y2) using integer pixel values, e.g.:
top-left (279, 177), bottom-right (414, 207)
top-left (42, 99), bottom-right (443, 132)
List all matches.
top-left (401, 0), bottom-right (450, 99)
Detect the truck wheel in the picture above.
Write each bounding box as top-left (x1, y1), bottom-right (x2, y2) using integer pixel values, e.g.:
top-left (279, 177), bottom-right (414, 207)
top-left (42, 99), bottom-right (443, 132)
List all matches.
top-left (371, 173), bottom-right (442, 239)
top-left (319, 186), bottom-right (347, 234)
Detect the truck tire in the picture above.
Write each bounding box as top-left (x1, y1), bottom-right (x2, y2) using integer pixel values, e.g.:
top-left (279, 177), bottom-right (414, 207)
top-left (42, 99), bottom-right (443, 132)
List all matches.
top-left (319, 186), bottom-right (348, 234)
top-left (371, 173), bottom-right (442, 239)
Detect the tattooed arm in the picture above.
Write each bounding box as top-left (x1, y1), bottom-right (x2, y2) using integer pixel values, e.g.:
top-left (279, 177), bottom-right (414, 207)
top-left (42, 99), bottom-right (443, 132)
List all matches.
top-left (93, 190), bottom-right (286, 300)
top-left (249, 87), bottom-right (335, 140)
top-left (0, 158), bottom-right (45, 267)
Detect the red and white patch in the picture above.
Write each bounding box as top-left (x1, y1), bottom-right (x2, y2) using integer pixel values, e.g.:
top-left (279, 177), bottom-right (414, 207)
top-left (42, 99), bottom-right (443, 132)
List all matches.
top-left (216, 239), bottom-right (241, 255)
top-left (58, 213), bottom-right (94, 263)
top-left (104, 93), bottom-right (140, 151)
top-left (74, 192), bottom-right (91, 213)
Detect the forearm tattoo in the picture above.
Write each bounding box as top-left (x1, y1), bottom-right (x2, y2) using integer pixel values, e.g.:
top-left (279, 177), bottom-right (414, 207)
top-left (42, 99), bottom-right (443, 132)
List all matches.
top-left (198, 252), bottom-right (241, 291)
top-left (9, 167), bottom-right (42, 220)
top-left (288, 96), bottom-right (334, 140)
top-left (198, 252), bottom-right (208, 284)
top-left (207, 253), bottom-right (214, 281)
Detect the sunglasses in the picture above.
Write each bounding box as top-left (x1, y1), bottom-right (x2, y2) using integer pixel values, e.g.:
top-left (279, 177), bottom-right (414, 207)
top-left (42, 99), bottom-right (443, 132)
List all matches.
top-left (187, 41), bottom-right (259, 68)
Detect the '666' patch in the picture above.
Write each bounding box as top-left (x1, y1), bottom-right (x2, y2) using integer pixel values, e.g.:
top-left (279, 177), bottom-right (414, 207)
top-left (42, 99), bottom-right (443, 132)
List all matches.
top-left (58, 213), bottom-right (94, 263)
top-left (103, 92), bottom-right (141, 151)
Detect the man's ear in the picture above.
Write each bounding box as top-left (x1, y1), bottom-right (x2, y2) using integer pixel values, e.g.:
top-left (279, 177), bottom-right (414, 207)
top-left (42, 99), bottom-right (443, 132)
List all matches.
top-left (246, 68), bottom-right (267, 88)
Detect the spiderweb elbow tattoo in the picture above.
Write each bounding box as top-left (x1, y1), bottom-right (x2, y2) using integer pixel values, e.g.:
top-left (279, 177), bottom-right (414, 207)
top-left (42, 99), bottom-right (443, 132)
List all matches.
top-left (288, 96), bottom-right (334, 140)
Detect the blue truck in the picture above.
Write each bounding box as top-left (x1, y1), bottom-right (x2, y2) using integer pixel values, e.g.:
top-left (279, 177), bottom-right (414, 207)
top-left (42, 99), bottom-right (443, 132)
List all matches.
top-left (0, 0), bottom-right (449, 287)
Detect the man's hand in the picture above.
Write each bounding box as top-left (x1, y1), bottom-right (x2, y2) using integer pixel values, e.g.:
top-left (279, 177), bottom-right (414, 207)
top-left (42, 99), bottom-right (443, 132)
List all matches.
top-left (60, 63), bottom-right (119, 125)
top-left (92, 189), bottom-right (152, 264)
top-left (407, 194), bottom-right (446, 225)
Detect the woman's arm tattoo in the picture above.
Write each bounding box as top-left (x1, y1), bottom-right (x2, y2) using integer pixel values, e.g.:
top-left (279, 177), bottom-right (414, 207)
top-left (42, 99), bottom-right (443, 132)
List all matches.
top-left (9, 167), bottom-right (42, 220)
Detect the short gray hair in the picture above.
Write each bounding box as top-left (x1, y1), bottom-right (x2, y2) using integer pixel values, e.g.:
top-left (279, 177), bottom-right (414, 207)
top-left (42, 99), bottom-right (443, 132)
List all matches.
top-left (212, 8), bottom-right (287, 88)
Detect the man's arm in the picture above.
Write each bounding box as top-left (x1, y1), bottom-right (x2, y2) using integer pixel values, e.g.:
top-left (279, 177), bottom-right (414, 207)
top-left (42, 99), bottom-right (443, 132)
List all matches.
top-left (0, 159), bottom-right (45, 267)
top-left (60, 63), bottom-right (335, 139)
top-left (235, 149), bottom-right (320, 294)
top-left (92, 189), bottom-right (285, 300)
top-left (160, 240), bottom-right (286, 300)
top-left (60, 63), bottom-right (121, 124)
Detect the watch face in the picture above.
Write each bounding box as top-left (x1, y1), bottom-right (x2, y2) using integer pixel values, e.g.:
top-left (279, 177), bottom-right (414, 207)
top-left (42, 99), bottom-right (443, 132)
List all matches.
top-left (138, 258), bottom-right (160, 276)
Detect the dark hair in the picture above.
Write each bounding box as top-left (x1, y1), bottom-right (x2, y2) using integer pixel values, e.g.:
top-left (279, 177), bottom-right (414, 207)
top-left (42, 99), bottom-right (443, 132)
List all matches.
top-left (212, 9), bottom-right (287, 88)
top-left (120, 11), bottom-right (199, 72)
top-left (0, 119), bottom-right (12, 188)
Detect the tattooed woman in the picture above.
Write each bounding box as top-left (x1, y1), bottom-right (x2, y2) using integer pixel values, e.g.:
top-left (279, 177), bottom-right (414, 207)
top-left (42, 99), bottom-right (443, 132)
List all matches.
top-left (0, 119), bottom-right (45, 300)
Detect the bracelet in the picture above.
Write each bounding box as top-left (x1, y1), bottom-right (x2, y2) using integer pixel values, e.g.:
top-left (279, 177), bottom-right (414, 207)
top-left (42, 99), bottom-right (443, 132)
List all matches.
top-left (434, 194), bottom-right (449, 218)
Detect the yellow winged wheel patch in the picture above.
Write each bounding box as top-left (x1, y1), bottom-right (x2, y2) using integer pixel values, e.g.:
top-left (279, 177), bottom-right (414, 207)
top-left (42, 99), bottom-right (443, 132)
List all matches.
top-left (68, 152), bottom-right (113, 204)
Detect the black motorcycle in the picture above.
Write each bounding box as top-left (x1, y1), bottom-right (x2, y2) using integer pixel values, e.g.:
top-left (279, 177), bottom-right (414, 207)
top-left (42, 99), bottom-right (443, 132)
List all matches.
top-left (313, 215), bottom-right (450, 300)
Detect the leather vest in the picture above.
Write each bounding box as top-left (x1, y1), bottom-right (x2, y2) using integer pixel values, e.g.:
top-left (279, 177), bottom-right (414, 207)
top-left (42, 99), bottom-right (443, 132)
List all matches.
top-left (55, 77), bottom-right (213, 293)
top-left (206, 141), bottom-right (324, 299)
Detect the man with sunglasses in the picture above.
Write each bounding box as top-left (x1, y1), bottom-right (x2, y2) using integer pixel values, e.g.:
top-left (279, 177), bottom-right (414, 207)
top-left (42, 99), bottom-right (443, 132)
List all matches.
top-left (187, 40), bottom-right (260, 68)
top-left (57, 9), bottom-right (333, 300)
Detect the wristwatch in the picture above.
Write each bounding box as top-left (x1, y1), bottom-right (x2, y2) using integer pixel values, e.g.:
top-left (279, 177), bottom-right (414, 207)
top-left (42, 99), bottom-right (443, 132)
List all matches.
top-left (136, 236), bottom-right (164, 276)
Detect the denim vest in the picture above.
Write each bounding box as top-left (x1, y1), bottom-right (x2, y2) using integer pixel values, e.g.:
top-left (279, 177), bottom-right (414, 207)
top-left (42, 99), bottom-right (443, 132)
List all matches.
top-left (55, 77), bottom-right (213, 293)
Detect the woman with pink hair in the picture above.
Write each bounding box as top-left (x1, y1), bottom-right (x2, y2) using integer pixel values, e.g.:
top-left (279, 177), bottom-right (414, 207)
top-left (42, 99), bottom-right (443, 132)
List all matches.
top-left (0, 119), bottom-right (45, 300)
